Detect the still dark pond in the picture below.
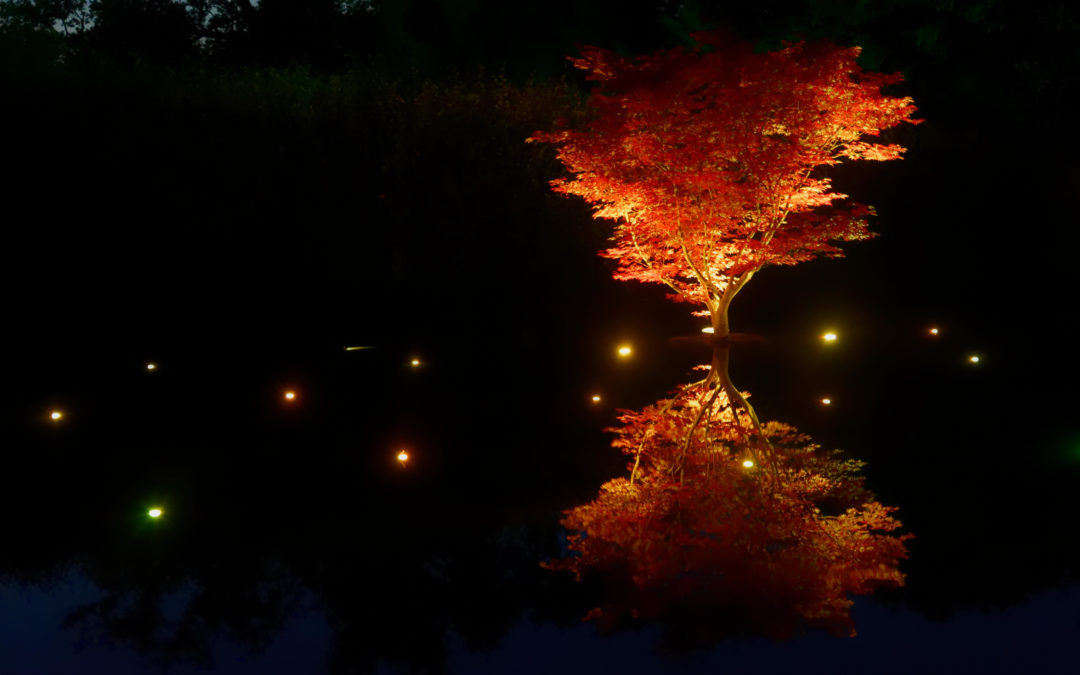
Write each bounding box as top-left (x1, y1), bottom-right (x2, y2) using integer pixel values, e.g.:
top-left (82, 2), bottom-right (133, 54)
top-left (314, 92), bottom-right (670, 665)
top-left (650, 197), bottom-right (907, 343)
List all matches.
top-left (3, 250), bottom-right (1078, 674)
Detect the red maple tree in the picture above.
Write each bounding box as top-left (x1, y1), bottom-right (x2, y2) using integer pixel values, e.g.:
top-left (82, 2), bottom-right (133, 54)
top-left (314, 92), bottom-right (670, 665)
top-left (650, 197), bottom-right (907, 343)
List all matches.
top-left (531, 32), bottom-right (920, 465)
top-left (533, 32), bottom-right (918, 637)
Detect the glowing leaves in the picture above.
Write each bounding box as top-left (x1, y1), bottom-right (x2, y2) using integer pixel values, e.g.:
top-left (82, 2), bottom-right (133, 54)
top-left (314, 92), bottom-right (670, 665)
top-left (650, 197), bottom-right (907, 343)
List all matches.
top-left (547, 383), bottom-right (910, 638)
top-left (530, 32), bottom-right (919, 314)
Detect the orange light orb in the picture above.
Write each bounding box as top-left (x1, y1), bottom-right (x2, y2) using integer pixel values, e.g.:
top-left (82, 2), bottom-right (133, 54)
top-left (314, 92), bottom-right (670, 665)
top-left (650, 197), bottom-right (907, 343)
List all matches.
top-left (929, 327), bottom-right (939, 336)
top-left (742, 459), bottom-right (754, 469)
top-left (822, 332), bottom-right (838, 342)
top-left (397, 450), bottom-right (409, 463)
top-left (821, 398), bottom-right (832, 405)
top-left (617, 345), bottom-right (632, 357)
top-left (591, 395), bottom-right (601, 403)
top-left (284, 391), bottom-right (296, 401)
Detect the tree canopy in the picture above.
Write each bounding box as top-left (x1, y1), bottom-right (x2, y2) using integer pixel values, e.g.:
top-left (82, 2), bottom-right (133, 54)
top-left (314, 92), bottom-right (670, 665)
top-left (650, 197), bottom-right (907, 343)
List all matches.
top-left (530, 35), bottom-right (921, 329)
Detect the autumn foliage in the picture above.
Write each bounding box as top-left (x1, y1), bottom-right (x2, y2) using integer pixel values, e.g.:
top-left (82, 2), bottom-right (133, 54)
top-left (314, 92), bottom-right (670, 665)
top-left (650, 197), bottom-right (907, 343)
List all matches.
top-left (530, 34), bottom-right (920, 327)
top-left (534, 32), bottom-right (917, 640)
top-left (547, 384), bottom-right (910, 638)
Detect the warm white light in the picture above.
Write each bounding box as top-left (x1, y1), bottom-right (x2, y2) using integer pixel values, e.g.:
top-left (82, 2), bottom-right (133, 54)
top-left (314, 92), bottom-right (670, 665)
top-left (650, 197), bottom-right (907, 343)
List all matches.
top-left (742, 459), bottom-right (754, 469)
top-left (397, 450), bottom-right (409, 463)
top-left (822, 332), bottom-right (838, 342)
top-left (821, 398), bottom-right (832, 405)
top-left (148, 508), bottom-right (163, 518)
top-left (969, 355), bottom-right (980, 364)
top-left (701, 327), bottom-right (715, 334)
top-left (617, 345), bottom-right (632, 357)
top-left (146, 362), bottom-right (157, 371)
top-left (50, 411), bottom-right (62, 421)
top-left (591, 395), bottom-right (601, 402)
top-left (284, 391), bottom-right (296, 401)
top-left (410, 358), bottom-right (421, 367)
top-left (929, 327), bottom-right (939, 336)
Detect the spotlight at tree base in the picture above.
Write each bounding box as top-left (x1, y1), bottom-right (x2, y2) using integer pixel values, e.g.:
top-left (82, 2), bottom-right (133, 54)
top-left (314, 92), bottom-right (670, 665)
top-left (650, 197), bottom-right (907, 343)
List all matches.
top-left (145, 362), bottom-right (157, 371)
top-left (742, 459), bottom-right (754, 469)
top-left (821, 398), bottom-right (832, 405)
top-left (822, 332), bottom-right (838, 343)
top-left (701, 327), bottom-right (715, 334)
top-left (397, 450), bottom-right (409, 464)
top-left (969, 355), bottom-right (980, 364)
top-left (617, 345), bottom-right (632, 357)
top-left (283, 391), bottom-right (296, 401)
top-left (49, 411), bottom-right (63, 421)
top-left (591, 395), bottom-right (602, 403)
top-left (148, 508), bottom-right (163, 518)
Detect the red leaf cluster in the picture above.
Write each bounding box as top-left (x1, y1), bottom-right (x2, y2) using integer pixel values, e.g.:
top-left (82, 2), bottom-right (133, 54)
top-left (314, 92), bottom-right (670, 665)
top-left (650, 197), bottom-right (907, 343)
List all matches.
top-left (529, 35), bottom-right (920, 311)
top-left (533, 32), bottom-right (915, 641)
top-left (548, 384), bottom-right (911, 638)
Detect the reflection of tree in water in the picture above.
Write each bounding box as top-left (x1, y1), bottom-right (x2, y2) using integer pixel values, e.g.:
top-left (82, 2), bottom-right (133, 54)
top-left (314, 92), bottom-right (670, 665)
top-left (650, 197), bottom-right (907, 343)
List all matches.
top-left (548, 383), bottom-right (909, 643)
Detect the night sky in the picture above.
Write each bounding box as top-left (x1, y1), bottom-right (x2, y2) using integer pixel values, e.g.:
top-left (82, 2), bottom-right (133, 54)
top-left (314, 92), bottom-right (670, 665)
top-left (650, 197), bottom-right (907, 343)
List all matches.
top-left (2, 1), bottom-right (1079, 673)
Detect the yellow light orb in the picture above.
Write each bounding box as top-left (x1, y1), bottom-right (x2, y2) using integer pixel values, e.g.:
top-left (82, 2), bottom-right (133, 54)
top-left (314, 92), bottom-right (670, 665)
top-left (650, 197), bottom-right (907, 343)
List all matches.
top-left (591, 395), bottom-right (601, 403)
top-left (701, 327), bottom-right (715, 334)
top-left (148, 508), bottom-right (163, 518)
top-left (397, 450), bottom-right (409, 463)
top-left (617, 345), bottom-right (632, 357)
top-left (410, 358), bottom-right (421, 367)
top-left (50, 411), bottom-right (62, 421)
top-left (969, 355), bottom-right (980, 364)
top-left (284, 391), bottom-right (296, 401)
top-left (821, 398), bottom-right (832, 405)
top-left (742, 459), bottom-right (754, 469)
top-left (822, 332), bottom-right (838, 342)
top-left (929, 327), bottom-right (939, 336)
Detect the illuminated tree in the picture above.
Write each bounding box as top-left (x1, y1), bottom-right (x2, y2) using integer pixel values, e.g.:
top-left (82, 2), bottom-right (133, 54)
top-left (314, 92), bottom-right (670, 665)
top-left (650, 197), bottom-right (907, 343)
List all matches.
top-left (532, 33), bottom-right (918, 636)
top-left (531, 33), bottom-right (921, 465)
